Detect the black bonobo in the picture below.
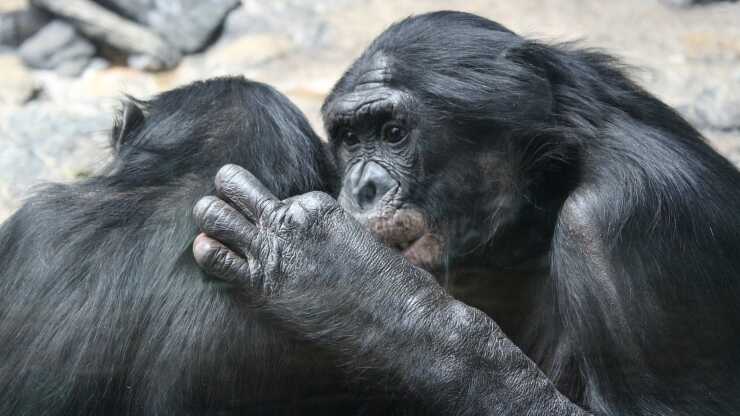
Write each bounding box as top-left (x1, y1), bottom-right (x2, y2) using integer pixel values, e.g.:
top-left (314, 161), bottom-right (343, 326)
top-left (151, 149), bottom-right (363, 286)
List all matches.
top-left (0, 77), bottom-right (420, 415)
top-left (192, 11), bottom-right (740, 416)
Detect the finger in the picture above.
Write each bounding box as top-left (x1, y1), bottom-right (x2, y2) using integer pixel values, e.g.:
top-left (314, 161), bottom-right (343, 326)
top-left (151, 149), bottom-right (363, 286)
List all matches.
top-left (215, 164), bottom-right (280, 224)
top-left (192, 233), bottom-right (258, 285)
top-left (193, 196), bottom-right (262, 258)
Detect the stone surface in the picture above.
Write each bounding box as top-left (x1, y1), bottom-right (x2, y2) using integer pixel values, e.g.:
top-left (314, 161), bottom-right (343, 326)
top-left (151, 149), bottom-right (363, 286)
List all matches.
top-left (663, 0), bottom-right (737, 6)
top-left (0, 0), bottom-right (739, 221)
top-left (0, 54), bottom-right (41, 104)
top-left (18, 19), bottom-right (95, 76)
top-left (0, 101), bottom-right (110, 219)
top-left (682, 83), bottom-right (740, 130)
top-left (97, 0), bottom-right (240, 53)
top-left (205, 33), bottom-right (296, 70)
top-left (0, 7), bottom-right (50, 47)
top-left (32, 0), bottom-right (181, 71)
top-left (0, 0), bottom-right (28, 13)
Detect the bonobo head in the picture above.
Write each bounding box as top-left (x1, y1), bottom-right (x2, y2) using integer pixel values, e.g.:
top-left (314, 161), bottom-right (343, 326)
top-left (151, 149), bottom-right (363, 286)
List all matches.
top-left (323, 12), bottom-right (568, 273)
top-left (110, 76), bottom-right (333, 200)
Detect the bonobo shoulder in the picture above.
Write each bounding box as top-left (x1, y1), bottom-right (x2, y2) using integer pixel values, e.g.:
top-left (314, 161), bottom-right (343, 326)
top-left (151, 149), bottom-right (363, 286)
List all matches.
top-left (556, 188), bottom-right (604, 241)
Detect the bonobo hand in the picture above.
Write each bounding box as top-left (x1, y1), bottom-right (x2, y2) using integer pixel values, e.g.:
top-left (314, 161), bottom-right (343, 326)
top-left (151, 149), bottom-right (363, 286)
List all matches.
top-left (192, 164), bottom-right (587, 416)
top-left (192, 164), bottom-right (427, 301)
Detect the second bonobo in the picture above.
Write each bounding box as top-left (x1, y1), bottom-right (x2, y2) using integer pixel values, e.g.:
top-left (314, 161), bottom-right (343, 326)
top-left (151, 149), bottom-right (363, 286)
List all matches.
top-left (194, 10), bottom-right (740, 416)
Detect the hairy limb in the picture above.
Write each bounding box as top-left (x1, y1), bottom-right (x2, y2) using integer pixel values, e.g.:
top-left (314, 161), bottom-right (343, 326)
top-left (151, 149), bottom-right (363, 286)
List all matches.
top-left (192, 164), bottom-right (589, 415)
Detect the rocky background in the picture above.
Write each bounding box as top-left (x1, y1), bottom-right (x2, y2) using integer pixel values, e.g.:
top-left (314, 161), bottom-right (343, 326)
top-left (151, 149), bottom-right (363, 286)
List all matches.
top-left (0, 0), bottom-right (738, 221)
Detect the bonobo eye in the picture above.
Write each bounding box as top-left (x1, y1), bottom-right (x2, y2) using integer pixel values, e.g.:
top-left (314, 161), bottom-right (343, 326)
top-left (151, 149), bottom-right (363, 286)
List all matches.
top-left (340, 129), bottom-right (359, 147)
top-left (381, 123), bottom-right (407, 144)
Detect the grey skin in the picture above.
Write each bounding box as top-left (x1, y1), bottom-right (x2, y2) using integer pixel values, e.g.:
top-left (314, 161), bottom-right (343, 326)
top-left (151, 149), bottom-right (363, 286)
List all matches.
top-left (192, 164), bottom-right (587, 416)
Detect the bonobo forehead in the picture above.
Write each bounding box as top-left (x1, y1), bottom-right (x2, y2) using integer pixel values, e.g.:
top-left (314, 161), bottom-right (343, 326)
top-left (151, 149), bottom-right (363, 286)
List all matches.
top-left (322, 12), bottom-right (526, 131)
top-left (323, 53), bottom-right (411, 127)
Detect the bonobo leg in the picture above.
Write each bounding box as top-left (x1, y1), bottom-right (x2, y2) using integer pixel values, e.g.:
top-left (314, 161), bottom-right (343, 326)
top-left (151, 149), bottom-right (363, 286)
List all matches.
top-left (192, 165), bottom-right (589, 416)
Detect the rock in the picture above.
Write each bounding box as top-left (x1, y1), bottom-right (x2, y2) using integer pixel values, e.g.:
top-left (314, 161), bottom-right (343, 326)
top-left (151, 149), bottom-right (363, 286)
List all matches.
top-left (662, 0), bottom-right (738, 6)
top-left (681, 84), bottom-right (740, 131)
top-left (0, 7), bottom-right (50, 47)
top-left (127, 53), bottom-right (171, 71)
top-left (18, 19), bottom-right (95, 76)
top-left (0, 101), bottom-right (111, 219)
top-left (681, 31), bottom-right (740, 62)
top-left (0, 0), bottom-right (28, 13)
top-left (206, 33), bottom-right (295, 70)
top-left (78, 66), bottom-right (160, 99)
top-left (32, 0), bottom-right (181, 71)
top-left (96, 0), bottom-right (240, 53)
top-left (222, 1), bottom-right (334, 48)
top-left (0, 54), bottom-right (41, 105)
top-left (704, 130), bottom-right (740, 167)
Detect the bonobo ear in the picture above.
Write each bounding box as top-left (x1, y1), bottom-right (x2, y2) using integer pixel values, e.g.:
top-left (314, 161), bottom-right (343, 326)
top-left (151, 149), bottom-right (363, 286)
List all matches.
top-left (112, 98), bottom-right (145, 152)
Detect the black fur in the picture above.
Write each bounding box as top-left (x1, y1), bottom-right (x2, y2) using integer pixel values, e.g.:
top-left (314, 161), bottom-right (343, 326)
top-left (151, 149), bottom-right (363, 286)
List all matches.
top-left (3, 10), bottom-right (740, 415)
top-left (0, 77), bottom-right (384, 415)
top-left (320, 11), bottom-right (740, 415)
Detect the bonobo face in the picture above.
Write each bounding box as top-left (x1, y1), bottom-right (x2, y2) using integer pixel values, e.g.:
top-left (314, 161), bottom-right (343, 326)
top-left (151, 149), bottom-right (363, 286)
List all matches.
top-left (322, 13), bottom-right (563, 274)
top-left (323, 54), bottom-right (520, 273)
top-left (324, 61), bottom-right (435, 270)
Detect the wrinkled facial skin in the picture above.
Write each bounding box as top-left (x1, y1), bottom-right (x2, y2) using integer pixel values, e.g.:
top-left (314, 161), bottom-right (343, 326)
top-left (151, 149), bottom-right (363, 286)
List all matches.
top-left (323, 55), bottom-right (523, 276)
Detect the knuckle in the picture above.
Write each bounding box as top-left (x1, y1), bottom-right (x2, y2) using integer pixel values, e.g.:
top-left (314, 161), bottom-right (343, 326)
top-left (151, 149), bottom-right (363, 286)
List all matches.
top-left (301, 191), bottom-right (336, 210)
top-left (205, 205), bottom-right (232, 230)
top-left (264, 240), bottom-right (282, 269)
top-left (216, 165), bottom-right (253, 196)
top-left (296, 192), bottom-right (340, 224)
top-left (206, 246), bottom-right (229, 269)
top-left (320, 201), bottom-right (343, 224)
top-left (193, 196), bottom-right (220, 220)
top-left (235, 261), bottom-right (252, 283)
top-left (262, 203), bottom-right (284, 229)
top-left (216, 164), bottom-right (243, 184)
top-left (246, 259), bottom-right (264, 290)
top-left (256, 197), bottom-right (274, 217)
top-left (246, 257), bottom-right (261, 277)
top-left (283, 202), bottom-right (309, 228)
top-left (260, 201), bottom-right (290, 233)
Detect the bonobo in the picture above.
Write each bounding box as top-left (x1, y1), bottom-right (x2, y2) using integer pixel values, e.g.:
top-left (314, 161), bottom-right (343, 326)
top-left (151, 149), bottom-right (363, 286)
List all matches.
top-left (192, 11), bottom-right (740, 416)
top-left (0, 77), bottom-right (415, 415)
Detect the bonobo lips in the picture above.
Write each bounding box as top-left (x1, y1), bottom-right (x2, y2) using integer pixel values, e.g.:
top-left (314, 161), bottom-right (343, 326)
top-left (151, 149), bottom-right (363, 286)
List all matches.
top-left (364, 208), bottom-right (444, 271)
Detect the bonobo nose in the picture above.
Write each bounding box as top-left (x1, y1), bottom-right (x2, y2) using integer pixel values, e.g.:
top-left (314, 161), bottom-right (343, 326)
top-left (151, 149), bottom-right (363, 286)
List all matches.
top-left (341, 161), bottom-right (398, 212)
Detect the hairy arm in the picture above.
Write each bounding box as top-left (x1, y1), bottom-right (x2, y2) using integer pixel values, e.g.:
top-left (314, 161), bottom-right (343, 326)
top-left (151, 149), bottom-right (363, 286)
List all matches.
top-left (192, 164), bottom-right (589, 415)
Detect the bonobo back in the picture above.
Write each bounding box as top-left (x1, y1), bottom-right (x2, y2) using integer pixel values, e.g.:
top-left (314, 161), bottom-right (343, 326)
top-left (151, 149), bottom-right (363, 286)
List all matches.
top-left (0, 77), bottom-right (398, 415)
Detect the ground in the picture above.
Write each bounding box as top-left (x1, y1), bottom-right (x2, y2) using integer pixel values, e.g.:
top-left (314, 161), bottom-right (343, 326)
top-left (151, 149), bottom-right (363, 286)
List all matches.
top-left (0, 0), bottom-right (738, 221)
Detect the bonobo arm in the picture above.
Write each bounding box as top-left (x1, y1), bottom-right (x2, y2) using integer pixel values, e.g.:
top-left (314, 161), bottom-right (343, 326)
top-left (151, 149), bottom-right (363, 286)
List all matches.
top-left (192, 165), bottom-right (589, 416)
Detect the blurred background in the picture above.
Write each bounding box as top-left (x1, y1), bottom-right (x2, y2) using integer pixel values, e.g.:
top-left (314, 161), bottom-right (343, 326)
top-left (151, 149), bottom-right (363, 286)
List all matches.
top-left (0, 0), bottom-right (738, 221)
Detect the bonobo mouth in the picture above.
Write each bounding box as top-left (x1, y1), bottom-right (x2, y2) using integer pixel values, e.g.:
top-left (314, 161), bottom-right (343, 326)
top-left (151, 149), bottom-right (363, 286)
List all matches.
top-left (364, 208), bottom-right (444, 272)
